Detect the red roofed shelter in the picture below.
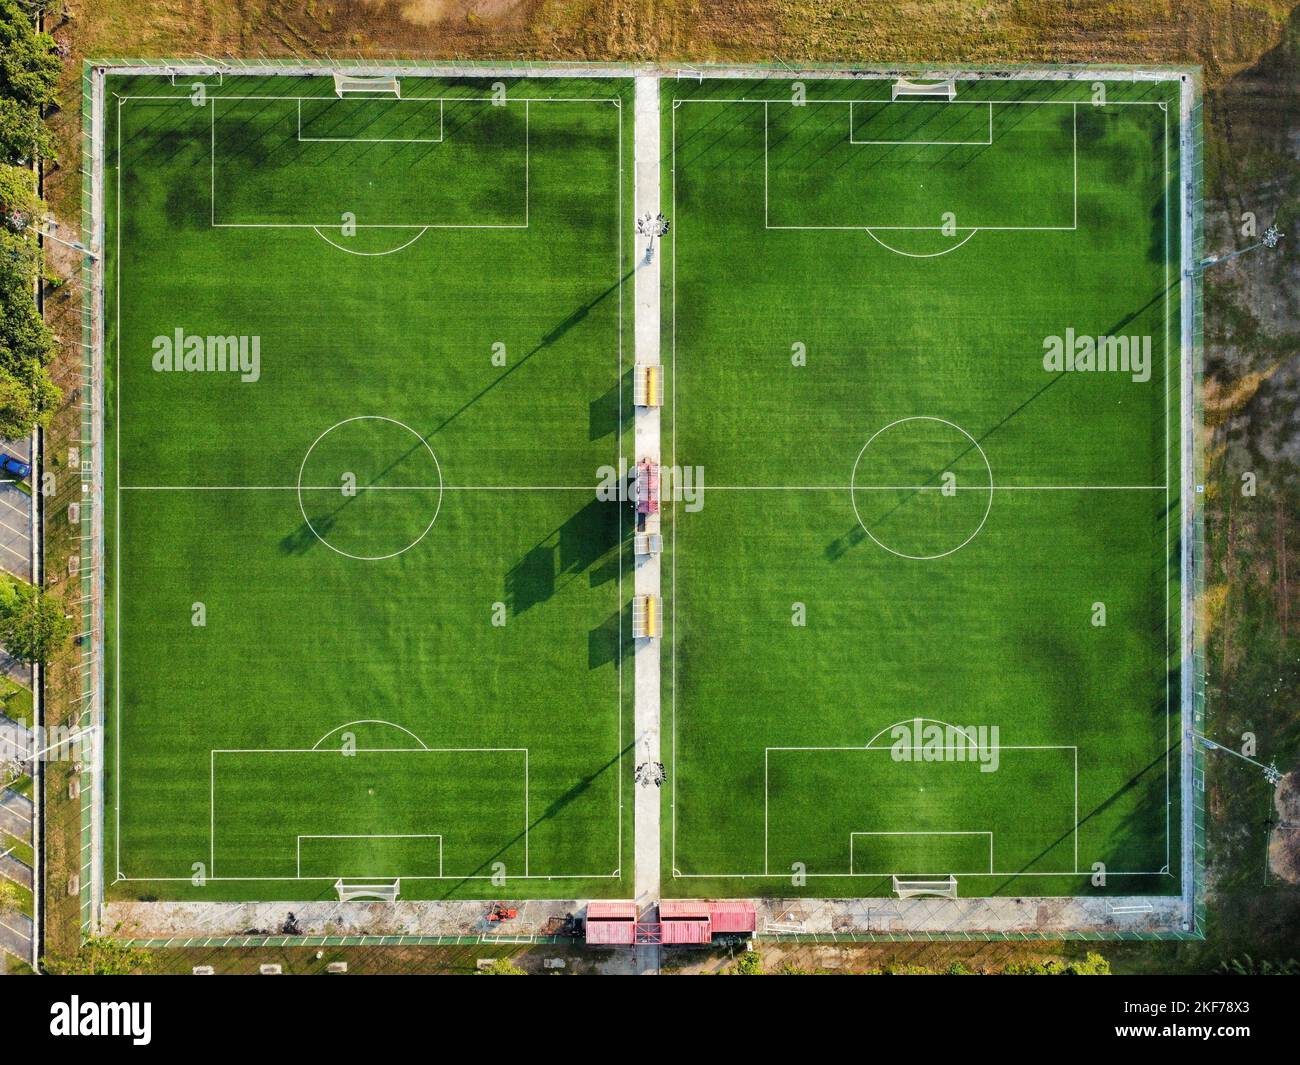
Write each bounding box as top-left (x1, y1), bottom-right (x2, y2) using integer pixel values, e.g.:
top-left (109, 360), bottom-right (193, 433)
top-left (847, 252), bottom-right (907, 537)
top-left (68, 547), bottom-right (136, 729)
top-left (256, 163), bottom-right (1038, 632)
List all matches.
top-left (585, 901), bottom-right (638, 945)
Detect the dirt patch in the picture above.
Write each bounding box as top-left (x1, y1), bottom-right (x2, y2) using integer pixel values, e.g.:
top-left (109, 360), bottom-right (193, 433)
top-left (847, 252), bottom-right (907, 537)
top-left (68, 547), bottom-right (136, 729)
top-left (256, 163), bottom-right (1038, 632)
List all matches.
top-left (360, 0), bottom-right (530, 26)
top-left (1269, 771), bottom-right (1300, 883)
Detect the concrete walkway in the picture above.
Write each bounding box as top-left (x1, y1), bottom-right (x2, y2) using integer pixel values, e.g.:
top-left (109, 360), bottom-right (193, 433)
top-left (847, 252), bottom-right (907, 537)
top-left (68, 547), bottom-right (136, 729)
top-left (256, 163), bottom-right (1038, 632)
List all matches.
top-left (632, 75), bottom-right (662, 931)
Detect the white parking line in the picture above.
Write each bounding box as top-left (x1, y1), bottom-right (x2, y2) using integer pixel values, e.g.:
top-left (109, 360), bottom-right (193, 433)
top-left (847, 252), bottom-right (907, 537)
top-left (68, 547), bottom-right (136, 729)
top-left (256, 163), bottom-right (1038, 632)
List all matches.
top-left (0, 540), bottom-right (28, 565)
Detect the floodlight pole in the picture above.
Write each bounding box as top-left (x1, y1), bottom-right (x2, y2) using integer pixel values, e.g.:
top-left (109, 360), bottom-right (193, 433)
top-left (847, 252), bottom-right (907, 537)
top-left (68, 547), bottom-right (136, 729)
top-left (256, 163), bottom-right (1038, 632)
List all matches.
top-left (637, 212), bottom-right (670, 264)
top-left (38, 214), bottom-right (100, 259)
top-left (1197, 225), bottom-right (1283, 270)
top-left (1197, 733), bottom-right (1282, 785)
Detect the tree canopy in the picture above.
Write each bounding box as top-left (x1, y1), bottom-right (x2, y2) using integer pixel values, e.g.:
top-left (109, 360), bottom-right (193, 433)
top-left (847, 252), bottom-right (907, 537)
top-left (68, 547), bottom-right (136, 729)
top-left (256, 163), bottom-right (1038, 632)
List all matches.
top-left (0, 573), bottom-right (73, 664)
top-left (0, 1), bottom-right (59, 439)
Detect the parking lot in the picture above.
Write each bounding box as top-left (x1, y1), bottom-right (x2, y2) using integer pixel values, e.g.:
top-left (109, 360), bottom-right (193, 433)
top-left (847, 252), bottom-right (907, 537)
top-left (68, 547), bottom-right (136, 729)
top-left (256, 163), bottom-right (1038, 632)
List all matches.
top-left (0, 437), bottom-right (31, 585)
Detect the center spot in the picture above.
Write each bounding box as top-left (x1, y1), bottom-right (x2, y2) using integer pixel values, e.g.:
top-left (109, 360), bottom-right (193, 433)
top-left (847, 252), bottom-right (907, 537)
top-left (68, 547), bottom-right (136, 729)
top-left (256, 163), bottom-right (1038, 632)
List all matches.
top-left (850, 416), bottom-right (993, 560)
top-left (296, 416), bottom-right (443, 561)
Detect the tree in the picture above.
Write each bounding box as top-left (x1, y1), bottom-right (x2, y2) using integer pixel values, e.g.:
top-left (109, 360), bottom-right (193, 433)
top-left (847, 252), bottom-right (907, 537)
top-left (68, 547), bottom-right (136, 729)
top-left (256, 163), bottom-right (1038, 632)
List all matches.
top-left (43, 937), bottom-right (155, 976)
top-left (0, 372), bottom-right (36, 439)
top-left (0, 574), bottom-right (72, 664)
top-left (726, 950), bottom-right (765, 975)
top-left (0, 162), bottom-right (41, 231)
top-left (0, 1), bottom-right (59, 110)
top-left (0, 1), bottom-right (58, 167)
top-left (1003, 952), bottom-right (1111, 976)
top-left (0, 228), bottom-right (57, 436)
top-left (0, 97), bottom-right (54, 165)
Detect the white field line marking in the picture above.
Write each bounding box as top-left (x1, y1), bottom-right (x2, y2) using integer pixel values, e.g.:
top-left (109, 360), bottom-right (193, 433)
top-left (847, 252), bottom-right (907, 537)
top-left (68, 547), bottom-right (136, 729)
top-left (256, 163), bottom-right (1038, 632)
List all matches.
top-left (670, 871), bottom-right (1173, 879)
top-left (311, 719), bottom-right (430, 750)
top-left (207, 95), bottom-right (531, 230)
top-left (124, 94), bottom-right (614, 103)
top-left (296, 833), bottom-right (443, 878)
top-left (679, 97), bottom-right (1169, 106)
top-left (114, 92), bottom-right (627, 884)
top-left (849, 830), bottom-right (994, 875)
top-left (120, 484), bottom-right (596, 491)
top-left (763, 744), bottom-right (1079, 877)
top-left (116, 872), bottom-right (620, 882)
top-left (0, 516), bottom-right (31, 539)
top-left (847, 100), bottom-right (992, 146)
top-left (209, 747), bottom-right (527, 881)
top-left (757, 97), bottom-right (1078, 232)
top-left (616, 92), bottom-right (625, 882)
top-left (702, 484), bottom-right (1167, 491)
top-left (116, 94), bottom-right (124, 880)
top-left (312, 227), bottom-right (428, 256)
top-left (866, 230), bottom-right (978, 258)
top-left (1170, 100), bottom-right (1180, 868)
top-left (0, 541), bottom-right (28, 564)
top-left (296, 97), bottom-right (445, 143)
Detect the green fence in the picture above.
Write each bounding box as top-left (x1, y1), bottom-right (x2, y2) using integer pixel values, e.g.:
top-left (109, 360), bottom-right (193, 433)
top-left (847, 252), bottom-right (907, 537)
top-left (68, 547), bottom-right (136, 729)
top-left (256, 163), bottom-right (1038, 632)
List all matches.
top-left (79, 58), bottom-right (1206, 947)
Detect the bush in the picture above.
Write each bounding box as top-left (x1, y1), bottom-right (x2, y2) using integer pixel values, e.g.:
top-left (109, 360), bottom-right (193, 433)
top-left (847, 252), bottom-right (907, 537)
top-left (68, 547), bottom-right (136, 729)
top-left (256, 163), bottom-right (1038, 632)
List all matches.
top-left (0, 876), bottom-right (20, 916)
top-left (43, 937), bottom-right (155, 976)
top-left (1003, 952), bottom-right (1111, 976)
top-left (478, 958), bottom-right (527, 975)
top-left (0, 574), bottom-right (73, 664)
top-left (727, 950), bottom-right (765, 975)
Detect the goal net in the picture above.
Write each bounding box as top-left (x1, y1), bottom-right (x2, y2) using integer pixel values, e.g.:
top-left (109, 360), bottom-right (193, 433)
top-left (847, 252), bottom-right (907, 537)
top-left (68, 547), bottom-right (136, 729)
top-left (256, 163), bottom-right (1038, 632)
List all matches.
top-left (892, 874), bottom-right (958, 899)
top-left (334, 877), bottom-right (401, 902)
top-left (891, 77), bottom-right (957, 101)
top-left (333, 73), bottom-right (401, 98)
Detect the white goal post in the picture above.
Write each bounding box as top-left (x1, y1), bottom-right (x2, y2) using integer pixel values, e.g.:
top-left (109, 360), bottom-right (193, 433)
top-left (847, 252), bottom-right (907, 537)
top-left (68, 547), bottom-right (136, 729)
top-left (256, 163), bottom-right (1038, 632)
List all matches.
top-left (333, 73), bottom-right (401, 98)
top-left (334, 878), bottom-right (401, 902)
top-left (892, 874), bottom-right (958, 899)
top-left (891, 77), bottom-right (957, 101)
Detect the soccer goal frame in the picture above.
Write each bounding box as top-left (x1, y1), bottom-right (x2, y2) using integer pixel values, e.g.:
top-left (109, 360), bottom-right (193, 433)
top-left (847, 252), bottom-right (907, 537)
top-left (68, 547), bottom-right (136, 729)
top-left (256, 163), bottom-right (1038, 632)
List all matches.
top-left (334, 878), bottom-right (401, 902)
top-left (892, 874), bottom-right (958, 899)
top-left (333, 73), bottom-right (401, 98)
top-left (891, 77), bottom-right (957, 101)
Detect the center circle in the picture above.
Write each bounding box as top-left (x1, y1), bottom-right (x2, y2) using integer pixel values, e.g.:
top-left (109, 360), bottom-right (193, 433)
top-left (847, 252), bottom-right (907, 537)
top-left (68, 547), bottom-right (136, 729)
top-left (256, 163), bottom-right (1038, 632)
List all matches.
top-left (849, 416), bottom-right (993, 560)
top-left (296, 416), bottom-right (443, 561)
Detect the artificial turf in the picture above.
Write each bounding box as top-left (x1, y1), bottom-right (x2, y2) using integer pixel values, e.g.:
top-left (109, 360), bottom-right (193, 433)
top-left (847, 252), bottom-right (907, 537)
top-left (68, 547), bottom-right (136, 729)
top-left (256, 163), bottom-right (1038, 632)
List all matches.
top-left (661, 75), bottom-right (1184, 899)
top-left (101, 68), bottom-right (1188, 908)
top-left (103, 74), bottom-right (633, 901)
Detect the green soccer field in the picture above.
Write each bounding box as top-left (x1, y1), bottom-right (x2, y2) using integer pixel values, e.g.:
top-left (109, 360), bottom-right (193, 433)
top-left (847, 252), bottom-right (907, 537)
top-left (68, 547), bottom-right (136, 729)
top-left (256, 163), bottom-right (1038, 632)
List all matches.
top-left (103, 74), bottom-right (634, 901)
top-left (661, 76), bottom-right (1185, 899)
